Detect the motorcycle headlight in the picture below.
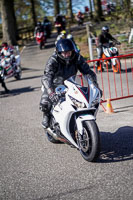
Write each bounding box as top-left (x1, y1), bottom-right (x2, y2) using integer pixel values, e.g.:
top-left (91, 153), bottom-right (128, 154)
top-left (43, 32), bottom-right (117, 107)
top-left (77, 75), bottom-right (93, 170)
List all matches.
top-left (69, 96), bottom-right (86, 108)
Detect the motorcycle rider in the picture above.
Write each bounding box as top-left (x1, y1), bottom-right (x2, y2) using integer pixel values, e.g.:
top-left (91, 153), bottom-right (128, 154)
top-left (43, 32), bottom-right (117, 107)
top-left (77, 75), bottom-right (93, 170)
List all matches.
top-left (75, 10), bottom-right (84, 26)
top-left (39, 39), bottom-right (102, 128)
top-left (34, 21), bottom-right (44, 36)
top-left (43, 16), bottom-right (51, 39)
top-left (0, 43), bottom-right (11, 93)
top-left (1, 42), bottom-right (14, 58)
top-left (34, 21), bottom-right (46, 46)
top-left (54, 14), bottom-right (66, 33)
top-left (1, 42), bottom-right (16, 68)
top-left (96, 25), bottom-right (121, 67)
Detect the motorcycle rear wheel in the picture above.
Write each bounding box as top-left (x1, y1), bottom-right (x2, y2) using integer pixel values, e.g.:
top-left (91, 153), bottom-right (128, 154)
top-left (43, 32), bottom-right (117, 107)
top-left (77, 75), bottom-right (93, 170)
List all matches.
top-left (78, 120), bottom-right (100, 162)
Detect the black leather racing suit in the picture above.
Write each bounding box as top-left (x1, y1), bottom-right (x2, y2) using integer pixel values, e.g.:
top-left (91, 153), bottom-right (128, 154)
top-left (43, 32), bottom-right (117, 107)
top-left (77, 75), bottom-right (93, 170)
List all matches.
top-left (40, 51), bottom-right (99, 114)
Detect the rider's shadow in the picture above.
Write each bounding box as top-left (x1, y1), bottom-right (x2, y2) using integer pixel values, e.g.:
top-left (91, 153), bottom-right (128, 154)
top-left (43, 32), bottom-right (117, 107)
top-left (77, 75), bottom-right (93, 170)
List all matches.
top-left (99, 126), bottom-right (133, 162)
top-left (120, 67), bottom-right (132, 73)
top-left (0, 86), bottom-right (40, 98)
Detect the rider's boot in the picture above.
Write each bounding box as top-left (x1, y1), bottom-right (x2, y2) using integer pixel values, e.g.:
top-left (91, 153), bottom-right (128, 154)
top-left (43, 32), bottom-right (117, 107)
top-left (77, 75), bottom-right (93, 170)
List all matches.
top-left (5, 88), bottom-right (10, 93)
top-left (42, 113), bottom-right (50, 129)
top-left (96, 60), bottom-right (101, 71)
top-left (96, 60), bottom-right (100, 67)
top-left (2, 81), bottom-right (10, 93)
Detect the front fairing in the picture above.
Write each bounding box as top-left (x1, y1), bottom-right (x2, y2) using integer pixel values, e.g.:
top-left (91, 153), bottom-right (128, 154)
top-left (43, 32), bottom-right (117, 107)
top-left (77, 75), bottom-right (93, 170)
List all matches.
top-left (64, 75), bottom-right (100, 109)
top-left (103, 45), bottom-right (118, 57)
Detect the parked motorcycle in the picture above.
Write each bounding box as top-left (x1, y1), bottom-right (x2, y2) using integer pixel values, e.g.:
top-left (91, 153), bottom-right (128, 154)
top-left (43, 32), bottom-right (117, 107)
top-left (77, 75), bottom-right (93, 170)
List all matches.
top-left (43, 75), bottom-right (101, 162)
top-left (0, 55), bottom-right (22, 80)
top-left (36, 32), bottom-right (46, 50)
top-left (97, 42), bottom-right (121, 73)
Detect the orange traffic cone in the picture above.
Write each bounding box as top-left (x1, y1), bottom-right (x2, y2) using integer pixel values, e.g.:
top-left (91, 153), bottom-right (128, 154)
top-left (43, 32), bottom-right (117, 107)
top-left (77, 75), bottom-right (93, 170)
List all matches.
top-left (106, 99), bottom-right (114, 114)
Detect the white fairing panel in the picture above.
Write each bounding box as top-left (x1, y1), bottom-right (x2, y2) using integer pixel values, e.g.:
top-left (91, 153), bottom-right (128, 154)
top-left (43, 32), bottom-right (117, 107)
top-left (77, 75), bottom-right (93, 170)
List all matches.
top-left (53, 101), bottom-right (78, 147)
top-left (76, 115), bottom-right (95, 135)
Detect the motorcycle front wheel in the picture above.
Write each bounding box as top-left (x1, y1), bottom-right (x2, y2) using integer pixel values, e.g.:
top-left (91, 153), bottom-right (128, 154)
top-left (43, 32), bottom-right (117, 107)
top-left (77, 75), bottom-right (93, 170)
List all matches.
top-left (78, 120), bottom-right (100, 162)
top-left (96, 62), bottom-right (104, 73)
top-left (39, 42), bottom-right (43, 50)
top-left (112, 58), bottom-right (121, 73)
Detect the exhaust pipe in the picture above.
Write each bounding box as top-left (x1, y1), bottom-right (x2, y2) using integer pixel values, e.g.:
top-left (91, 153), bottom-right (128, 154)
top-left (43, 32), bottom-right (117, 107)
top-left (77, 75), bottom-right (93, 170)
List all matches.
top-left (46, 128), bottom-right (68, 143)
top-left (46, 128), bottom-right (59, 140)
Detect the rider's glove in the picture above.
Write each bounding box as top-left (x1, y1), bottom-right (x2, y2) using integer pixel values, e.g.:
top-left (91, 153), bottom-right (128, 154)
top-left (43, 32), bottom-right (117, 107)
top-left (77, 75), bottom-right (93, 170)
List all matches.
top-left (49, 92), bottom-right (59, 104)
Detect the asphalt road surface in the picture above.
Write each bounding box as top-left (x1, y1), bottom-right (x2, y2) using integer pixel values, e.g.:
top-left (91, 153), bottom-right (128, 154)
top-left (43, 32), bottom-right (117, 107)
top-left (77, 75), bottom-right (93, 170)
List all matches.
top-left (0, 35), bottom-right (133, 200)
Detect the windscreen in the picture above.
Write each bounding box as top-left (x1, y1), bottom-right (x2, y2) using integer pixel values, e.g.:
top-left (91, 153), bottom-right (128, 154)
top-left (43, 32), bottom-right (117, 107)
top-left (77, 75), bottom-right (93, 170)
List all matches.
top-left (67, 75), bottom-right (89, 87)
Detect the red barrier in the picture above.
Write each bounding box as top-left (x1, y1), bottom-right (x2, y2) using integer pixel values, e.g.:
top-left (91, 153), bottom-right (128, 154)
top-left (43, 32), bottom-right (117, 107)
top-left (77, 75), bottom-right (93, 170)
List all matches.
top-left (87, 54), bottom-right (133, 112)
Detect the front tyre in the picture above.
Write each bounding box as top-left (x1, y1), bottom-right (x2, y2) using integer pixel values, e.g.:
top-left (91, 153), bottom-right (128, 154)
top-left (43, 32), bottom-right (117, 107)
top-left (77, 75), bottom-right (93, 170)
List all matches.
top-left (40, 42), bottom-right (43, 50)
top-left (112, 58), bottom-right (121, 73)
top-left (78, 120), bottom-right (100, 162)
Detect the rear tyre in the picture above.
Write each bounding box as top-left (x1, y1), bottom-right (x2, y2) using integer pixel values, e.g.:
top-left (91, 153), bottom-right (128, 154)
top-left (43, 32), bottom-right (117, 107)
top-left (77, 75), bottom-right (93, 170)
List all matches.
top-left (78, 120), bottom-right (100, 162)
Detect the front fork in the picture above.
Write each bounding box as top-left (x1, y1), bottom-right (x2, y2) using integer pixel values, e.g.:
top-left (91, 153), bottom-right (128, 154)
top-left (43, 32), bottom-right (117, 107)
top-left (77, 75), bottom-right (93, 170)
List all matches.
top-left (76, 114), bottom-right (95, 135)
top-left (111, 58), bottom-right (116, 66)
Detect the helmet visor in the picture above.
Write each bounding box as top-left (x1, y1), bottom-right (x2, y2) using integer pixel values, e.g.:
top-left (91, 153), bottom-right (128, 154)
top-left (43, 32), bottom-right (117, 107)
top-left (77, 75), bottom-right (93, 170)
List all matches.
top-left (61, 51), bottom-right (72, 59)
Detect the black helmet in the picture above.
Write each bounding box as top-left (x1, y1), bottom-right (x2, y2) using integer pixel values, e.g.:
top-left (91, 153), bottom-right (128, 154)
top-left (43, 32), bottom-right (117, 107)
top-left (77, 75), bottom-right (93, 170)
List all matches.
top-left (56, 39), bottom-right (75, 62)
top-left (56, 38), bottom-right (74, 52)
top-left (102, 25), bottom-right (109, 33)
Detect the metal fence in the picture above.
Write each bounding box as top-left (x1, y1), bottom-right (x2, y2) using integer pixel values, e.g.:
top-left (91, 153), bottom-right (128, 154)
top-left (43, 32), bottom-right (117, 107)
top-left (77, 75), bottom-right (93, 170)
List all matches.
top-left (87, 54), bottom-right (133, 112)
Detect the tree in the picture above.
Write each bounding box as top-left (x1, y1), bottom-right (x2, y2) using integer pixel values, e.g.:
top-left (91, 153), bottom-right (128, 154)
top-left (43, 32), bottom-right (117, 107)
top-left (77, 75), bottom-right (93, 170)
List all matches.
top-left (1, 0), bottom-right (17, 45)
top-left (88, 0), bottom-right (93, 19)
top-left (67, 0), bottom-right (73, 22)
top-left (124, 0), bottom-right (130, 11)
top-left (54, 0), bottom-right (60, 16)
top-left (30, 0), bottom-right (37, 27)
top-left (93, 0), bottom-right (104, 21)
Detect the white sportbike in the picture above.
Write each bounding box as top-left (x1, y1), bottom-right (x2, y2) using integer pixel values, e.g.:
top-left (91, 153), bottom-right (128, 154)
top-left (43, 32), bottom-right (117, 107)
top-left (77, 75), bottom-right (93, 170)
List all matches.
top-left (43, 75), bottom-right (101, 162)
top-left (0, 55), bottom-right (22, 80)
